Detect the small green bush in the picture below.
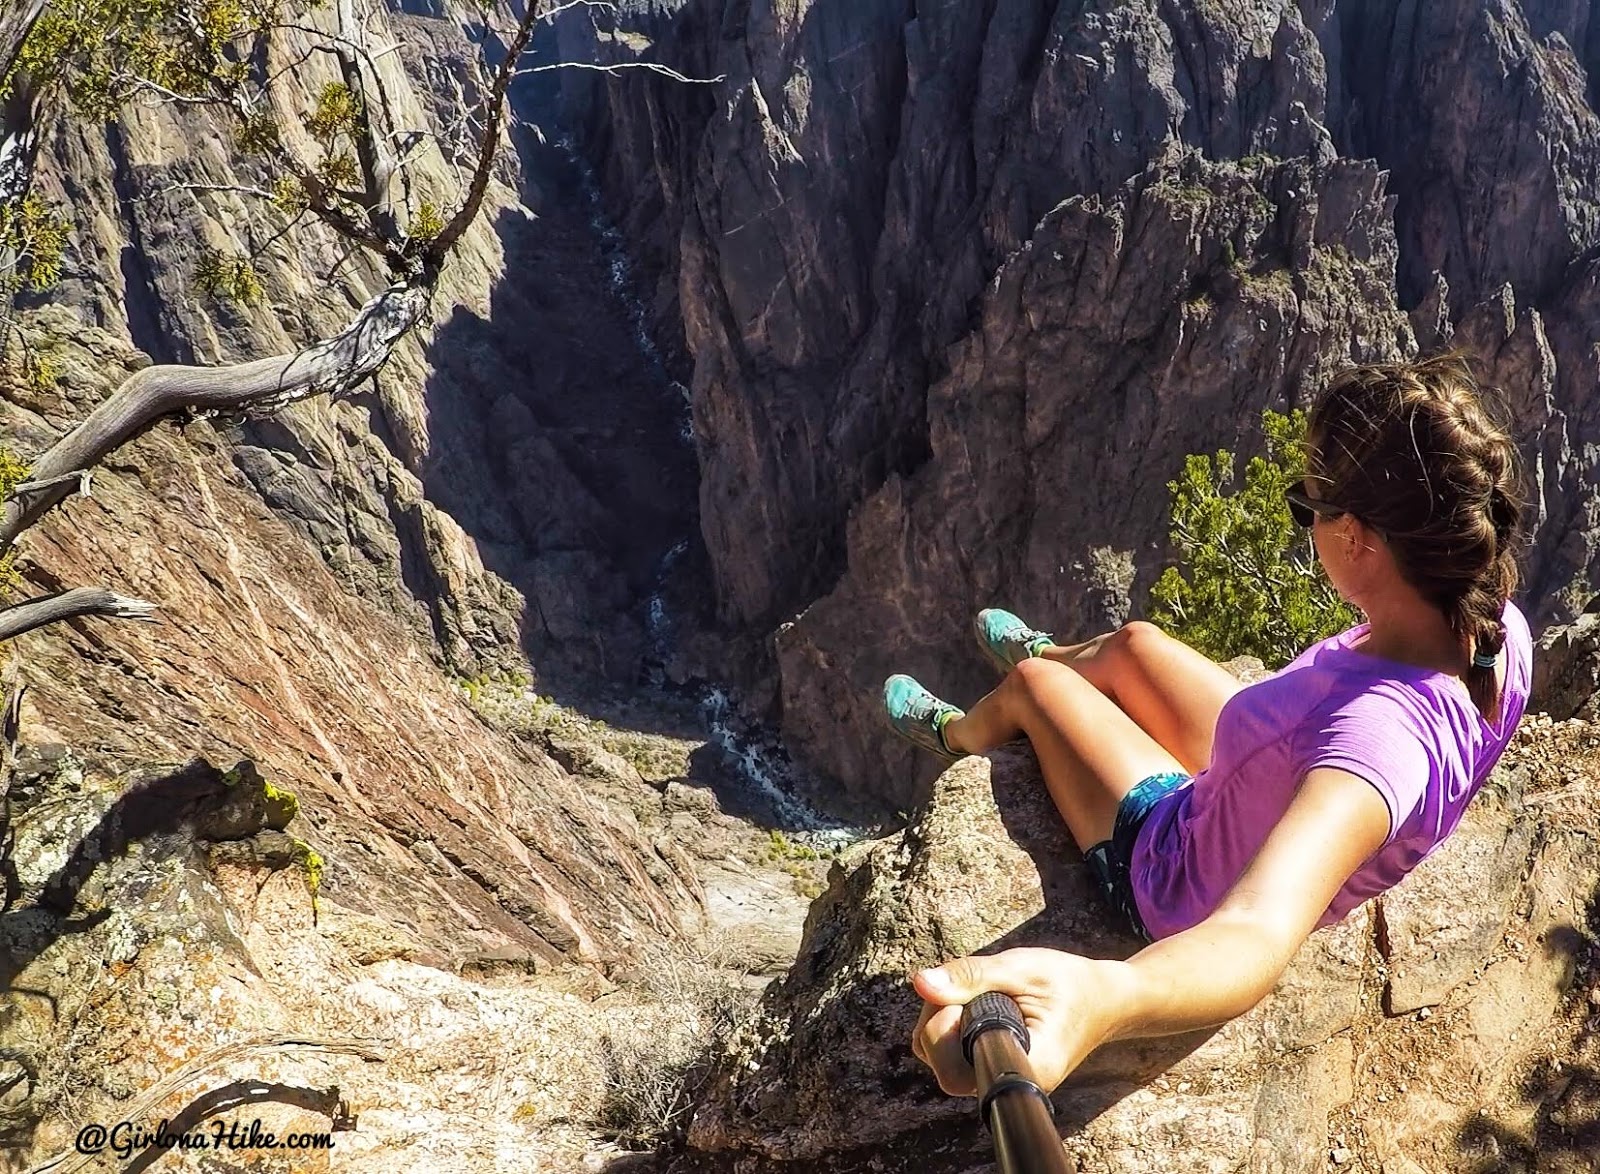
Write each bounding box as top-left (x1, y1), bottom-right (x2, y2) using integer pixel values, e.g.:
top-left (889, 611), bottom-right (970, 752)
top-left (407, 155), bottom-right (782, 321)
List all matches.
top-left (1148, 408), bottom-right (1359, 668)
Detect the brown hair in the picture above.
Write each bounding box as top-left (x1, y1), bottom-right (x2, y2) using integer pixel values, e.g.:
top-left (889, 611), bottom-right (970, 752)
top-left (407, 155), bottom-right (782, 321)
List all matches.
top-left (1306, 353), bottom-right (1524, 720)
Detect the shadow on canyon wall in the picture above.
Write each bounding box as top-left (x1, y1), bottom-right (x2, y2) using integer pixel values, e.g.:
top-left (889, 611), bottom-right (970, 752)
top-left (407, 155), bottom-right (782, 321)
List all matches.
top-left (414, 121), bottom-right (853, 831)
top-left (418, 176), bottom-right (698, 696)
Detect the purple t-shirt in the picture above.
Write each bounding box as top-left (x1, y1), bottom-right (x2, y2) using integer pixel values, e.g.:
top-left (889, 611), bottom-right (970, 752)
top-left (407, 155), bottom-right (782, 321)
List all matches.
top-left (1131, 601), bottom-right (1532, 941)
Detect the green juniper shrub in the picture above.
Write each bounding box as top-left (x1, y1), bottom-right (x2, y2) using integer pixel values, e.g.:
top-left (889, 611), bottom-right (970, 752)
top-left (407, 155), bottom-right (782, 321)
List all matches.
top-left (1148, 408), bottom-right (1359, 668)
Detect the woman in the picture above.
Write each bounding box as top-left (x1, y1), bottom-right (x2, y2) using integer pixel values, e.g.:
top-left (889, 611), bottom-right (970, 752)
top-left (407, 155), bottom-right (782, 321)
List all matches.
top-left (882, 355), bottom-right (1532, 1097)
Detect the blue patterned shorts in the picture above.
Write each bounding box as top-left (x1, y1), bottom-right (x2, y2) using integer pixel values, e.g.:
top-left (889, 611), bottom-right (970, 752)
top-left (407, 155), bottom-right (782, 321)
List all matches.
top-left (1084, 770), bottom-right (1190, 941)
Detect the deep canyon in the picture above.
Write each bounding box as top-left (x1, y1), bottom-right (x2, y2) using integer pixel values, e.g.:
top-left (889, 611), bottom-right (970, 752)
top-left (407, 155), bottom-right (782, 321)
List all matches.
top-left (561, 0), bottom-right (1600, 812)
top-left (3, 2), bottom-right (1600, 1173)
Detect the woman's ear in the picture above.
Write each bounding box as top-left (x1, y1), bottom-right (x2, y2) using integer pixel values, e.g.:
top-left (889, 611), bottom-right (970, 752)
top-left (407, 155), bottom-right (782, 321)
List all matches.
top-left (1347, 515), bottom-right (1379, 555)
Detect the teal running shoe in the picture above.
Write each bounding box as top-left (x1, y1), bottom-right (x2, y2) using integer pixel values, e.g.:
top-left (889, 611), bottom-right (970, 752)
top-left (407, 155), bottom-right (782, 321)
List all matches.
top-left (974, 608), bottom-right (1055, 673)
top-left (882, 674), bottom-right (964, 761)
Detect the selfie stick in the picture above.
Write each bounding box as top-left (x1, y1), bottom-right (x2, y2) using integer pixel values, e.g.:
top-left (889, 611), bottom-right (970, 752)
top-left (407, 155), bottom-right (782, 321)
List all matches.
top-left (959, 992), bottom-right (1077, 1174)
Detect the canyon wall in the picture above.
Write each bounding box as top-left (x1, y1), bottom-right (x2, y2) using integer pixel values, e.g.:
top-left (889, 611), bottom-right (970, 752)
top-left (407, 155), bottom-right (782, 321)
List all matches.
top-left (2, 5), bottom-right (714, 1158)
top-left (7, 3), bottom-right (714, 967)
top-left (564, 0), bottom-right (1600, 811)
top-left (29, 3), bottom-right (696, 689)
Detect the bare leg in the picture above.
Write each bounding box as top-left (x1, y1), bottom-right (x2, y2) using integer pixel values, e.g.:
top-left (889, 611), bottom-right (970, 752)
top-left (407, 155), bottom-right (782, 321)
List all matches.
top-left (1032, 621), bottom-right (1242, 774)
top-left (940, 657), bottom-right (1187, 851)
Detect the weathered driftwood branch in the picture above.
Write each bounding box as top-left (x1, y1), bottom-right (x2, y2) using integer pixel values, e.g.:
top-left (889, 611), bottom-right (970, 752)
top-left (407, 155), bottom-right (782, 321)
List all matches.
top-left (514, 60), bottom-right (728, 85)
top-left (0, 278), bottom-right (432, 554)
top-left (0, 588), bottom-right (158, 642)
top-left (24, 1034), bottom-right (384, 1174)
top-left (332, 0), bottom-right (404, 245)
top-left (122, 1078), bottom-right (351, 1174)
top-left (10, 469), bottom-right (93, 501)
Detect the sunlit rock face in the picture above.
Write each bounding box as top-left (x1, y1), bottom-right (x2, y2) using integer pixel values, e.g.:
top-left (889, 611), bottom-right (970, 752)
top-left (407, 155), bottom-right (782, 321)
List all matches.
top-left (2, 7), bottom-right (713, 1166)
top-left (564, 0), bottom-right (1600, 810)
top-left (10, 0), bottom-right (719, 963)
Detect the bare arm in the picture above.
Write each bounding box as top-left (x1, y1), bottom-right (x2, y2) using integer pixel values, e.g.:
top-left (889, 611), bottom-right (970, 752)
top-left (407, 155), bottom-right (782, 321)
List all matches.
top-left (912, 767), bottom-right (1392, 1094)
top-left (1107, 766), bottom-right (1390, 1037)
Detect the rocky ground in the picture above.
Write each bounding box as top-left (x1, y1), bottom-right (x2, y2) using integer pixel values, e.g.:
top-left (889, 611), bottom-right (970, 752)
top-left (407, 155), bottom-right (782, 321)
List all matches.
top-left (1334, 712), bottom-right (1600, 1174)
top-left (7, 696), bottom-right (1584, 1174)
top-left (0, 669), bottom-right (826, 1174)
top-left (459, 678), bottom-right (834, 973)
top-left (611, 708), bottom-right (1600, 1174)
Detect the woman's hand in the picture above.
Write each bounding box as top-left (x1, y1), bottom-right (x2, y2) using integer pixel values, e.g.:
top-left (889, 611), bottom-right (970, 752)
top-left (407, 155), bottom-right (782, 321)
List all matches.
top-left (910, 770), bottom-right (1395, 1100)
top-left (910, 947), bottom-right (1132, 1096)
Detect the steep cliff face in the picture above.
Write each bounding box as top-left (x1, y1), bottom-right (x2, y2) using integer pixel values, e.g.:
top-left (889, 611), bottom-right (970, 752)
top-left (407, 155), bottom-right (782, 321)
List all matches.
top-left (8, 0), bottom-right (725, 952)
top-left (31, 3), bottom-right (696, 688)
top-left (5, 310), bottom-right (699, 970)
top-left (1, 5), bottom-right (728, 1163)
top-left (566, 0), bottom-right (1600, 811)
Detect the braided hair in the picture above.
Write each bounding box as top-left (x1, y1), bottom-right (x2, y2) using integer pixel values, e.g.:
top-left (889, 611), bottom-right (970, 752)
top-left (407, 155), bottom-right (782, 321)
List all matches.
top-left (1306, 353), bottom-right (1525, 720)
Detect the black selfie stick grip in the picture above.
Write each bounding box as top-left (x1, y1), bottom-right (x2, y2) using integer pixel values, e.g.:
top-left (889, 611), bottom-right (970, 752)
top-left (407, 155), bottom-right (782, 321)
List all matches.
top-left (958, 992), bottom-right (1077, 1174)
top-left (961, 990), bottom-right (1031, 1064)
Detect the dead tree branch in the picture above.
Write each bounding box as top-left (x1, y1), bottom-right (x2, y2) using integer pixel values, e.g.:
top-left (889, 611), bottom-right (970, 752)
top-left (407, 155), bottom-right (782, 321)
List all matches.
top-left (0, 278), bottom-right (432, 554)
top-left (145, 180), bottom-right (281, 203)
top-left (542, 0), bottom-right (620, 18)
top-left (514, 61), bottom-right (727, 85)
top-left (331, 0), bottom-right (402, 245)
top-left (121, 76), bottom-right (233, 108)
top-left (426, 1), bottom-right (543, 258)
top-left (122, 1079), bottom-right (353, 1174)
top-left (24, 1035), bottom-right (384, 1174)
top-left (0, 588), bottom-right (158, 642)
top-left (10, 469), bottom-right (93, 500)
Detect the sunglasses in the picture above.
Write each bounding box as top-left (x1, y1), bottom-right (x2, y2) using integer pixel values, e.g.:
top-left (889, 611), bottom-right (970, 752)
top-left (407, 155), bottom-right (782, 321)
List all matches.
top-left (1284, 481), bottom-right (1347, 528)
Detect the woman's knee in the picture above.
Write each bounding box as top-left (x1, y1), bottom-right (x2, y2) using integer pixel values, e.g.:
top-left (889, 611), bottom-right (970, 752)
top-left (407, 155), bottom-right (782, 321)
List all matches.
top-left (1107, 619), bottom-right (1172, 664)
top-left (1005, 653), bottom-right (1091, 708)
top-left (1117, 618), bottom-right (1167, 646)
